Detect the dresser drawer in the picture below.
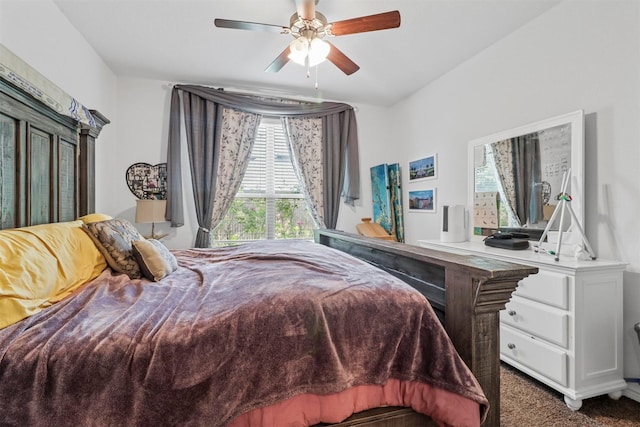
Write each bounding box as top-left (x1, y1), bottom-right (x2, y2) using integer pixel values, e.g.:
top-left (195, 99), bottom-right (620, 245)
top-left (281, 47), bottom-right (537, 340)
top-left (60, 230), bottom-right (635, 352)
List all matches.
top-left (501, 296), bottom-right (568, 347)
top-left (501, 325), bottom-right (568, 386)
top-left (515, 270), bottom-right (569, 309)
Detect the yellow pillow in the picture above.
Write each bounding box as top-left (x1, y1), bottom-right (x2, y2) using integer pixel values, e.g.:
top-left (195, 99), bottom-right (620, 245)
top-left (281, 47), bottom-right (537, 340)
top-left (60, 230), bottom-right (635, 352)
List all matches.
top-left (0, 220), bottom-right (107, 329)
top-left (77, 213), bottom-right (113, 224)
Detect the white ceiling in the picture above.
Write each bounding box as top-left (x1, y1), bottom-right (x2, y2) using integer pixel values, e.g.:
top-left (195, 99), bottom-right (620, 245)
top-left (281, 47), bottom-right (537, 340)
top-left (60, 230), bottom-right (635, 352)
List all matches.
top-left (53, 0), bottom-right (561, 107)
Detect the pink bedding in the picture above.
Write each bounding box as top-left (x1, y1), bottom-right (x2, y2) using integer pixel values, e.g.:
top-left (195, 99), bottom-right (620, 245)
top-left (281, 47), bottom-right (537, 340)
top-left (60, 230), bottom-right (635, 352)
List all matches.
top-left (0, 240), bottom-right (487, 426)
top-left (230, 379), bottom-right (481, 426)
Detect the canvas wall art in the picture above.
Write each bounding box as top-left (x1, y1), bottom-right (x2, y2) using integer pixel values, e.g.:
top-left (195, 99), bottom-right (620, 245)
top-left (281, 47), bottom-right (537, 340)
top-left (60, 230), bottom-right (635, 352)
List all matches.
top-left (408, 154), bottom-right (437, 182)
top-left (370, 163), bottom-right (404, 242)
top-left (408, 188), bottom-right (436, 213)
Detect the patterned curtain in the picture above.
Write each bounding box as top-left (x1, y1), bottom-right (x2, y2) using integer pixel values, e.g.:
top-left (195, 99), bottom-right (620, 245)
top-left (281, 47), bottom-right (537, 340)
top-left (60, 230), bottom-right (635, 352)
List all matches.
top-left (491, 139), bottom-right (520, 226)
top-left (209, 108), bottom-right (260, 233)
top-left (283, 117), bottom-right (325, 228)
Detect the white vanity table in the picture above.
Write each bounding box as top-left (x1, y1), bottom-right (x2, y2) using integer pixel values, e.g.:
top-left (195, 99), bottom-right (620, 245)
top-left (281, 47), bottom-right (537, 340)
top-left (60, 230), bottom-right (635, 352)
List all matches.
top-left (429, 109), bottom-right (632, 409)
top-left (418, 239), bottom-right (627, 410)
top-left (450, 109), bottom-right (629, 409)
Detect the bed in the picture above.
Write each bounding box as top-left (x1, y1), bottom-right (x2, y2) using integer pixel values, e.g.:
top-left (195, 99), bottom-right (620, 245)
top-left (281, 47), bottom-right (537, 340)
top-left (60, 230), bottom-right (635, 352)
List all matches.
top-left (0, 75), bottom-right (537, 426)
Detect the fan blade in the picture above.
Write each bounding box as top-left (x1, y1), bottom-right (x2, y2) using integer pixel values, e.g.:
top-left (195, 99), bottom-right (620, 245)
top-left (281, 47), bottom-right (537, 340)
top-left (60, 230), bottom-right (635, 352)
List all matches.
top-left (265, 47), bottom-right (291, 73)
top-left (295, 0), bottom-right (316, 21)
top-left (214, 18), bottom-right (289, 34)
top-left (328, 10), bottom-right (401, 36)
top-left (326, 42), bottom-right (359, 75)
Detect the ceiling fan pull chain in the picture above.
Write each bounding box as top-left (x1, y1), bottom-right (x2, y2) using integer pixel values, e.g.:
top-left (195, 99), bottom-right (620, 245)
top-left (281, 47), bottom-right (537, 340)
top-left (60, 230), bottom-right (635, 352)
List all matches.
top-left (315, 65), bottom-right (320, 90)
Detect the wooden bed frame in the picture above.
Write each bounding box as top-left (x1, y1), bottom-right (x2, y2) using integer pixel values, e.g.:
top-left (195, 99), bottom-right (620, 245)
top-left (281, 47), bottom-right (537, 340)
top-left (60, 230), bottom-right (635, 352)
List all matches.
top-left (0, 76), bottom-right (537, 426)
top-left (0, 78), bottom-right (108, 228)
top-left (315, 230), bottom-right (537, 426)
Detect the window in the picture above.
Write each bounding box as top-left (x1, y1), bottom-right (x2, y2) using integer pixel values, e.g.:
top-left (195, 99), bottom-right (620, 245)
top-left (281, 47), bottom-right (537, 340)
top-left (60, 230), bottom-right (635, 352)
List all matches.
top-left (212, 118), bottom-right (315, 245)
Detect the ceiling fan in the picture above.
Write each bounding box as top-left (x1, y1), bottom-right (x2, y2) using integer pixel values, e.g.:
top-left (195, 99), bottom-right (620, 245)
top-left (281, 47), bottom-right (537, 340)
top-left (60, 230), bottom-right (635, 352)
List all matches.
top-left (214, 0), bottom-right (401, 76)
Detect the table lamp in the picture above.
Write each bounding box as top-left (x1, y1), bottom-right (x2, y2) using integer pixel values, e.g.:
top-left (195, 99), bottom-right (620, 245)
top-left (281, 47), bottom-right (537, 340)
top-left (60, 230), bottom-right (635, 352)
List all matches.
top-left (135, 199), bottom-right (168, 239)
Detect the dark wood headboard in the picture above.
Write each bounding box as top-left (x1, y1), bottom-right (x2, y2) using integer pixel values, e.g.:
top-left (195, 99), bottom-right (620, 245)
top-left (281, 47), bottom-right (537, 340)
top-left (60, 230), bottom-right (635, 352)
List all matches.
top-left (315, 229), bottom-right (538, 426)
top-left (0, 78), bottom-right (109, 229)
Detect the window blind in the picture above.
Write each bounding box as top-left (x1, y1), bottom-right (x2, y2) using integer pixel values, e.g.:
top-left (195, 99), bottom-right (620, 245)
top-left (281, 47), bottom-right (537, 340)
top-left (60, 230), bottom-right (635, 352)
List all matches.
top-left (237, 120), bottom-right (302, 198)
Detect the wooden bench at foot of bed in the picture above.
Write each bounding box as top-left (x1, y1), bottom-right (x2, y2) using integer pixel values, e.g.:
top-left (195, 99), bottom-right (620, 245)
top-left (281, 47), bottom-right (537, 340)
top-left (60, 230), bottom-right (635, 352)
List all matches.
top-left (315, 229), bottom-right (538, 427)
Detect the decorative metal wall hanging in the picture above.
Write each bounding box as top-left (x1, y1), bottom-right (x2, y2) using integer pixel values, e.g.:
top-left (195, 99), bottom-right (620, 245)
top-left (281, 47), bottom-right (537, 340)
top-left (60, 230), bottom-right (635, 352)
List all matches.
top-left (125, 162), bottom-right (168, 200)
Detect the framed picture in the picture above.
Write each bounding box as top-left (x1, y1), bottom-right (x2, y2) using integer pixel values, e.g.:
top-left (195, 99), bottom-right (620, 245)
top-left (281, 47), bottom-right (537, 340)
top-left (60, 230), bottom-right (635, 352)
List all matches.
top-left (408, 188), bottom-right (436, 213)
top-left (408, 154), bottom-right (437, 182)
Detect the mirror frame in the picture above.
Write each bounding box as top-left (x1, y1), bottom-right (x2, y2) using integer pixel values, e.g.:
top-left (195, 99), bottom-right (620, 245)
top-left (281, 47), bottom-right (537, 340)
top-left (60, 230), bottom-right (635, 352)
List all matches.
top-left (468, 110), bottom-right (584, 241)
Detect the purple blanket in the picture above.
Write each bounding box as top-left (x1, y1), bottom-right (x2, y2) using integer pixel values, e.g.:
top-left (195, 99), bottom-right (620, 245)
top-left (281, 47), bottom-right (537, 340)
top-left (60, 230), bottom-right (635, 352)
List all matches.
top-left (0, 240), bottom-right (487, 426)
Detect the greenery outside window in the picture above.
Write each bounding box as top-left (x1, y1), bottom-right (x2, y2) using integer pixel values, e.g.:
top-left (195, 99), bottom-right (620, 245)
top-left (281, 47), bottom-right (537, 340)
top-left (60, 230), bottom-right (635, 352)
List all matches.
top-left (212, 118), bottom-right (315, 245)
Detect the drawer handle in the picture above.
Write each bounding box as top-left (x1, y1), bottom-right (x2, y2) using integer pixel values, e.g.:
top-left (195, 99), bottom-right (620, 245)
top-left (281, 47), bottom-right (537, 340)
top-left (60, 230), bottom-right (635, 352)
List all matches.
top-left (508, 310), bottom-right (517, 316)
top-left (507, 343), bottom-right (516, 350)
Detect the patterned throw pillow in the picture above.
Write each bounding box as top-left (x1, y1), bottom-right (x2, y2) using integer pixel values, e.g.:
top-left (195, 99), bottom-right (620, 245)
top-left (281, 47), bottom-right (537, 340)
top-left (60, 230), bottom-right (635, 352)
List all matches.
top-left (131, 239), bottom-right (178, 282)
top-left (82, 219), bottom-right (144, 279)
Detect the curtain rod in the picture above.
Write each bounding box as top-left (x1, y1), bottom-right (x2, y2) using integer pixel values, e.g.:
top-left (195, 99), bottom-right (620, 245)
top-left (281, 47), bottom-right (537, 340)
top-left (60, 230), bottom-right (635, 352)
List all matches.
top-left (163, 82), bottom-right (358, 111)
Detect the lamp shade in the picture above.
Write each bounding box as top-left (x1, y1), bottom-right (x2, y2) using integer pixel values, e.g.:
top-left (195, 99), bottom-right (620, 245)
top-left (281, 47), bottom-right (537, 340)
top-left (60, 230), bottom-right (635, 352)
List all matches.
top-left (135, 199), bottom-right (167, 224)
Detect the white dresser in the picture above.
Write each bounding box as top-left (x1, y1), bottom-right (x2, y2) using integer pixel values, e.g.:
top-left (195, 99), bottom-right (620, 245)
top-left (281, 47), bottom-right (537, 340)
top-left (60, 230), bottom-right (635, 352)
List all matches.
top-left (417, 239), bottom-right (627, 410)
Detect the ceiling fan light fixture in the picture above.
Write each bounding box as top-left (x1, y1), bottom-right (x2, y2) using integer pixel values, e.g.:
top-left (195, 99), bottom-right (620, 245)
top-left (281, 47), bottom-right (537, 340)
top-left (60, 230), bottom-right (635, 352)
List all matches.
top-left (308, 38), bottom-right (330, 65)
top-left (288, 37), bottom-right (309, 65)
top-left (289, 37), bottom-right (329, 67)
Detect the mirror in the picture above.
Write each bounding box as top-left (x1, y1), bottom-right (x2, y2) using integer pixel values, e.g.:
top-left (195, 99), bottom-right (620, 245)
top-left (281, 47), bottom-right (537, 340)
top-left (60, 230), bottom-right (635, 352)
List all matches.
top-left (468, 110), bottom-right (584, 241)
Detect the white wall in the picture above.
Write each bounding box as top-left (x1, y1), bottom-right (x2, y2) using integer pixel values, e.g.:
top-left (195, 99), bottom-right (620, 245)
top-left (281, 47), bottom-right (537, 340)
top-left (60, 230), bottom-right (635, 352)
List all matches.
top-left (110, 79), bottom-right (179, 239)
top-left (335, 104), bottom-right (394, 232)
top-left (0, 0), bottom-right (118, 216)
top-left (390, 0), bottom-right (640, 396)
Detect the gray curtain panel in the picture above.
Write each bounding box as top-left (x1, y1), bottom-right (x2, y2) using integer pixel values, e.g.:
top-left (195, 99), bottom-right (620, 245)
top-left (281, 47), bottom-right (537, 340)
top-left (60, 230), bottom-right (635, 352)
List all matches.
top-left (166, 84), bottom-right (360, 242)
top-left (491, 135), bottom-right (541, 227)
top-left (322, 111), bottom-right (359, 228)
top-left (512, 134), bottom-right (542, 225)
top-left (166, 90), bottom-right (184, 228)
top-left (181, 91), bottom-right (219, 248)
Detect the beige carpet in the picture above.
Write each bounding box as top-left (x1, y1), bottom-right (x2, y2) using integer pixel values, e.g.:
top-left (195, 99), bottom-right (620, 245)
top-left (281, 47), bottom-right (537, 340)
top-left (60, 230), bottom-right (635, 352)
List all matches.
top-left (500, 363), bottom-right (640, 426)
